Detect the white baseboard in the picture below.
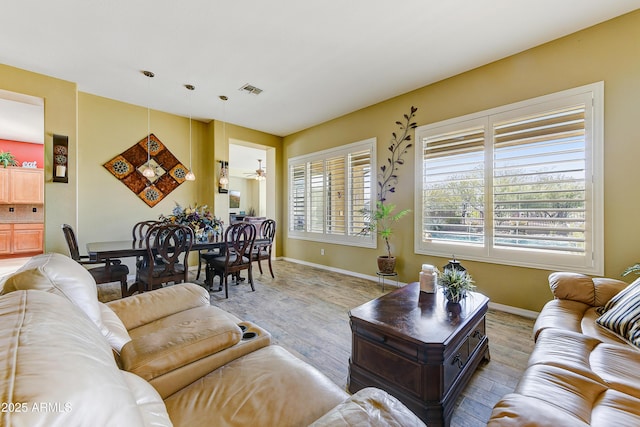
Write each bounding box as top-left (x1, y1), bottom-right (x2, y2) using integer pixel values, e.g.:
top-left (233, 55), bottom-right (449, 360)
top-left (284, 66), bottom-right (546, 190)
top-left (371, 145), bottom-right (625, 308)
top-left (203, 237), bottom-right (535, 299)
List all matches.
top-left (281, 256), bottom-right (407, 286)
top-left (488, 302), bottom-right (539, 319)
top-left (282, 257), bottom-right (539, 319)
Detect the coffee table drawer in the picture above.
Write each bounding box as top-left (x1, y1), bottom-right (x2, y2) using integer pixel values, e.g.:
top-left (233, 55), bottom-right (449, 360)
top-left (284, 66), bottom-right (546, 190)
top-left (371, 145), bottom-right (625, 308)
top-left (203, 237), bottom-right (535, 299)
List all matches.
top-left (356, 326), bottom-right (419, 359)
top-left (354, 336), bottom-right (422, 396)
top-left (443, 334), bottom-right (471, 392)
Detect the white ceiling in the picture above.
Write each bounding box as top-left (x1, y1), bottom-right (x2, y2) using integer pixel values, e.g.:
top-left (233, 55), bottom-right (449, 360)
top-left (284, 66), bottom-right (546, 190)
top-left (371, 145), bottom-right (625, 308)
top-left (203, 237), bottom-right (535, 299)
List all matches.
top-left (1, 1), bottom-right (639, 138)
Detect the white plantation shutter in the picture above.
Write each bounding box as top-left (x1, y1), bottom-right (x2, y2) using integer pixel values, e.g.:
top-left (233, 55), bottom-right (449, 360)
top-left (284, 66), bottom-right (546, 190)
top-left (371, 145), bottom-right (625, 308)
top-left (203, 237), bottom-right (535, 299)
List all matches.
top-left (290, 163), bottom-right (306, 232)
top-left (288, 138), bottom-right (375, 247)
top-left (422, 122), bottom-right (485, 245)
top-left (309, 160), bottom-right (324, 233)
top-left (415, 82), bottom-right (603, 274)
top-left (493, 105), bottom-right (587, 254)
top-left (326, 156), bottom-right (345, 235)
top-left (349, 149), bottom-right (372, 236)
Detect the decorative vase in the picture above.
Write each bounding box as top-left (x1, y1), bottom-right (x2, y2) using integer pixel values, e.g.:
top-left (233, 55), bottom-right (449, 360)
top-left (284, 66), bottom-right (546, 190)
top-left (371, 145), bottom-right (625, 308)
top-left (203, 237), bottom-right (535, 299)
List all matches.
top-left (377, 256), bottom-right (396, 274)
top-left (446, 301), bottom-right (462, 316)
top-left (443, 287), bottom-right (466, 304)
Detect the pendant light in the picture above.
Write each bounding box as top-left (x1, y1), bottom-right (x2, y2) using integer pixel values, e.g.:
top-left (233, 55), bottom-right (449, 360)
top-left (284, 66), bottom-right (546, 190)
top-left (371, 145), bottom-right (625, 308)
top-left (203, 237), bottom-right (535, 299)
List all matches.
top-left (184, 84), bottom-right (196, 181)
top-left (141, 70), bottom-right (156, 179)
top-left (218, 95), bottom-right (229, 186)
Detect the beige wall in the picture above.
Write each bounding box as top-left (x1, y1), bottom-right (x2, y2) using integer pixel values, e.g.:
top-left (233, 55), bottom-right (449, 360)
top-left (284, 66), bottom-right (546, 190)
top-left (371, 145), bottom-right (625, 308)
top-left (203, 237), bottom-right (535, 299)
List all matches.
top-left (0, 66), bottom-right (284, 265)
top-left (2, 10), bottom-right (638, 311)
top-left (282, 10), bottom-right (640, 311)
top-left (0, 64), bottom-right (77, 255)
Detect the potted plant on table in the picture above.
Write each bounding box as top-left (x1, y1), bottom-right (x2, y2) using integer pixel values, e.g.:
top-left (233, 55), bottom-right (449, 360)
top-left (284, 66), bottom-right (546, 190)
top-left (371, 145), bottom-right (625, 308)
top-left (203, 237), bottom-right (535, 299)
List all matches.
top-left (437, 267), bottom-right (475, 303)
top-left (363, 106), bottom-right (417, 273)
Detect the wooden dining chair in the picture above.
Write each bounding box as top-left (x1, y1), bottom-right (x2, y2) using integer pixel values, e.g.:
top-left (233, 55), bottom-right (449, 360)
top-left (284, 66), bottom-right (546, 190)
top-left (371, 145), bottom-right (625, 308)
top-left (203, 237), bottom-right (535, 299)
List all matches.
top-left (136, 223), bottom-right (194, 292)
top-left (202, 222), bottom-right (256, 298)
top-left (195, 224), bottom-right (224, 281)
top-left (250, 219), bottom-right (276, 278)
top-left (61, 224), bottom-right (130, 297)
top-left (132, 220), bottom-right (161, 282)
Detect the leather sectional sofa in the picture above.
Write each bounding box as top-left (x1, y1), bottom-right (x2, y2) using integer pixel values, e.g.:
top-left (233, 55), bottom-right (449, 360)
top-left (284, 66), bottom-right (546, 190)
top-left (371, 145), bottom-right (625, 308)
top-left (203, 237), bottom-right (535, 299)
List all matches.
top-left (488, 272), bottom-right (640, 426)
top-left (0, 253), bottom-right (425, 426)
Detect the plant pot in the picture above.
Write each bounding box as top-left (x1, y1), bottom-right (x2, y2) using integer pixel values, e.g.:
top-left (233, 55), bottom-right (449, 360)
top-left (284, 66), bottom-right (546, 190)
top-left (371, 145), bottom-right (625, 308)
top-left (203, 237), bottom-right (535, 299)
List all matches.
top-left (443, 287), bottom-right (466, 304)
top-left (377, 256), bottom-right (396, 274)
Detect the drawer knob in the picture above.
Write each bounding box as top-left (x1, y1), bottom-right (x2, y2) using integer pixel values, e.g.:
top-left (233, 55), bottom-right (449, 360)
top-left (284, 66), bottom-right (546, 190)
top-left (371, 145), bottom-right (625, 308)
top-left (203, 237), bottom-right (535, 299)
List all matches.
top-left (472, 330), bottom-right (484, 340)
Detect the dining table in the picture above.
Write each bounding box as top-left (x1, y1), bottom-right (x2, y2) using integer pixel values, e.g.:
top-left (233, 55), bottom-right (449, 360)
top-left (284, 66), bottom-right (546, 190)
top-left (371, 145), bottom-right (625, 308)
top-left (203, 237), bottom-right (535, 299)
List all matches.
top-left (86, 239), bottom-right (231, 262)
top-left (86, 238), bottom-right (269, 295)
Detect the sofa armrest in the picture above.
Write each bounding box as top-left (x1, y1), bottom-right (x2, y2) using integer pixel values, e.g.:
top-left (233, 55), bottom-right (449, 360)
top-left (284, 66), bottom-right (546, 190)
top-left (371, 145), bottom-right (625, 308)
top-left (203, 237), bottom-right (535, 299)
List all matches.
top-left (310, 387), bottom-right (426, 427)
top-left (548, 272), bottom-right (628, 307)
top-left (106, 283), bottom-right (210, 330)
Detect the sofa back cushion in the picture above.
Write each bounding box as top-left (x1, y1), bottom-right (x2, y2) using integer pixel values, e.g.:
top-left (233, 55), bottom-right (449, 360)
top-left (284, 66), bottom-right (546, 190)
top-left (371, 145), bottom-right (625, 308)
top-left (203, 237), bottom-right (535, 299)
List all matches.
top-left (0, 253), bottom-right (133, 355)
top-left (1, 252), bottom-right (102, 327)
top-left (0, 290), bottom-right (171, 426)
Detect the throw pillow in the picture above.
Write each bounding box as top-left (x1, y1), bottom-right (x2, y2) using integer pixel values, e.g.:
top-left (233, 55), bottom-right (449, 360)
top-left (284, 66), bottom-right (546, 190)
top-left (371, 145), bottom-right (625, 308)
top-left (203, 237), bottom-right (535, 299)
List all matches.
top-left (597, 277), bottom-right (640, 315)
top-left (596, 282), bottom-right (640, 348)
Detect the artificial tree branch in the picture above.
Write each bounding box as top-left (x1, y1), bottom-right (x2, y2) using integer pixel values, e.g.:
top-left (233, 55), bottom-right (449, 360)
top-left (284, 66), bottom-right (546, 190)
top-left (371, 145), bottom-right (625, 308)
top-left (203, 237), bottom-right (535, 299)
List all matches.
top-left (378, 106), bottom-right (418, 203)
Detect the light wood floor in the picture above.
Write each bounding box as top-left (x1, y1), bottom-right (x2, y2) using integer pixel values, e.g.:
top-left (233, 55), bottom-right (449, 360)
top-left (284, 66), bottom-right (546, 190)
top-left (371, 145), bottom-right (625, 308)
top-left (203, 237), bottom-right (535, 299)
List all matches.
top-left (205, 259), bottom-right (536, 427)
top-left (97, 258), bottom-right (535, 426)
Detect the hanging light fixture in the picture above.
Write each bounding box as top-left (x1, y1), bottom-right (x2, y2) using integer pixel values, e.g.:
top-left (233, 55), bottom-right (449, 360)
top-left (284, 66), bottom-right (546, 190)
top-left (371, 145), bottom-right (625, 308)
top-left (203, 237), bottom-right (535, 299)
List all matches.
top-left (219, 160), bottom-right (229, 186)
top-left (184, 84), bottom-right (196, 181)
top-left (141, 70), bottom-right (156, 179)
top-left (218, 95), bottom-right (230, 187)
top-left (254, 159), bottom-right (266, 181)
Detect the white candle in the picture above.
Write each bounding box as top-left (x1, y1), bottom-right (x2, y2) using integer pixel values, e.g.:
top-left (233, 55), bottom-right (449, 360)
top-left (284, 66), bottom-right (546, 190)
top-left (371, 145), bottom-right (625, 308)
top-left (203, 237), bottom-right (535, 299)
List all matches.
top-left (56, 165), bottom-right (66, 178)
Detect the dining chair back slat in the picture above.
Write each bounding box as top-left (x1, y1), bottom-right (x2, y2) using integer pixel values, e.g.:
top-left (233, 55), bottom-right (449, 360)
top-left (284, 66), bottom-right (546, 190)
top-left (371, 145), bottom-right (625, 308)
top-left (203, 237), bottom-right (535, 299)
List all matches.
top-left (203, 222), bottom-right (256, 298)
top-left (137, 224), bottom-right (194, 292)
top-left (252, 219), bottom-right (276, 278)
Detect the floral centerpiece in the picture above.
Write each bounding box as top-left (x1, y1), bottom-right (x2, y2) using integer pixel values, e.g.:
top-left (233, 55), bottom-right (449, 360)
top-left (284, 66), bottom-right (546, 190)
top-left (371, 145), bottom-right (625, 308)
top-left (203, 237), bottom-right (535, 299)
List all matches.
top-left (159, 203), bottom-right (223, 241)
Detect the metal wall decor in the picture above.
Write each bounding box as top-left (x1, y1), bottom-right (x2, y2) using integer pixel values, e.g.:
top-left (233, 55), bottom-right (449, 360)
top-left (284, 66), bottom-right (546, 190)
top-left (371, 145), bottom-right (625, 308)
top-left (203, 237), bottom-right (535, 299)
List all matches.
top-left (53, 134), bottom-right (69, 183)
top-left (103, 133), bottom-right (189, 207)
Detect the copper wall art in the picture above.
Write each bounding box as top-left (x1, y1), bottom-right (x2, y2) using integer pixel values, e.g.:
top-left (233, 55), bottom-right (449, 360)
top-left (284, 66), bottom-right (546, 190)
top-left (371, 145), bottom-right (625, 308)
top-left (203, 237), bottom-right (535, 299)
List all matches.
top-left (103, 134), bottom-right (188, 207)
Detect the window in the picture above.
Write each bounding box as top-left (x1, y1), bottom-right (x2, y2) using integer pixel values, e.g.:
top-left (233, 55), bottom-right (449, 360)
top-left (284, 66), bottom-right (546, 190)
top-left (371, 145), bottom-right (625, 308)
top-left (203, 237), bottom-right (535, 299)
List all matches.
top-left (415, 83), bottom-right (603, 274)
top-left (288, 138), bottom-right (375, 247)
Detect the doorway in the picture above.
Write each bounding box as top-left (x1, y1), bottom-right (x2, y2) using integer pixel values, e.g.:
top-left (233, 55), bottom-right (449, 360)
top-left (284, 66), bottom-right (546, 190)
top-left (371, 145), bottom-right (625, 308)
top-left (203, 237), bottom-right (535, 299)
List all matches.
top-left (0, 89), bottom-right (45, 275)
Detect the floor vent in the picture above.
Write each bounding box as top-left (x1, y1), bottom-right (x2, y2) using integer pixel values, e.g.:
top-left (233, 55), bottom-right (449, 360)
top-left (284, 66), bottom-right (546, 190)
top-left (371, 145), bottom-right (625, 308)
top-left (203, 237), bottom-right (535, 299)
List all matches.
top-left (239, 83), bottom-right (263, 95)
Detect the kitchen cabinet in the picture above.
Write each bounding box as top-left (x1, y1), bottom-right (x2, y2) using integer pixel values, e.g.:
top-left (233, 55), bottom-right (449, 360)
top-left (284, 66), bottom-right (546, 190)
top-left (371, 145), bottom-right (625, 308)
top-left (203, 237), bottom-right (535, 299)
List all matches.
top-left (0, 223), bottom-right (44, 255)
top-left (0, 169), bottom-right (9, 203)
top-left (0, 224), bottom-right (11, 255)
top-left (12, 223), bottom-right (44, 254)
top-left (0, 167), bottom-right (44, 204)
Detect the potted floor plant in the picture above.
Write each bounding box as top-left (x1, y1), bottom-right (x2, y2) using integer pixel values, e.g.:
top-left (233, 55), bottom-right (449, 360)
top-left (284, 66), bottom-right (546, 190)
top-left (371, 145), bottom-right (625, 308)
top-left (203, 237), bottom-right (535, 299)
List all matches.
top-left (364, 106), bottom-right (417, 273)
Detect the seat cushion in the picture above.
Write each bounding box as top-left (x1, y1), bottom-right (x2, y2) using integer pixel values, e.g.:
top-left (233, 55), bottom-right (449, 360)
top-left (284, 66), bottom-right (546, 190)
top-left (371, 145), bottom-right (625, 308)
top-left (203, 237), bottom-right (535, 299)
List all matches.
top-left (120, 305), bottom-right (243, 382)
top-left (87, 262), bottom-right (129, 283)
top-left (164, 345), bottom-right (347, 427)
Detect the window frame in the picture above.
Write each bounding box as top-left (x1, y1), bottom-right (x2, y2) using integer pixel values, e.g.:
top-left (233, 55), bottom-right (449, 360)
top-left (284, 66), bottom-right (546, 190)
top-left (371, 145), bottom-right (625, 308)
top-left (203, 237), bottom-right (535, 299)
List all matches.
top-left (288, 138), bottom-right (376, 248)
top-left (414, 82), bottom-right (604, 275)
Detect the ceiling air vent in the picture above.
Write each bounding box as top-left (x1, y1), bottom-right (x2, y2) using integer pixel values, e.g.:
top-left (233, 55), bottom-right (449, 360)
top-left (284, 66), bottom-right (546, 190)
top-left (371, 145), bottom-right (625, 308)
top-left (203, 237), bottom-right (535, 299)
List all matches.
top-left (239, 83), bottom-right (263, 95)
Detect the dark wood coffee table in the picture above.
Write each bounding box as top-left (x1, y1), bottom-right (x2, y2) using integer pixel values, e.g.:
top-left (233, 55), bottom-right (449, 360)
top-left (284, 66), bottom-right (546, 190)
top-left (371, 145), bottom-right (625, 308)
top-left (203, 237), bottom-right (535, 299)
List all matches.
top-left (348, 282), bottom-right (490, 426)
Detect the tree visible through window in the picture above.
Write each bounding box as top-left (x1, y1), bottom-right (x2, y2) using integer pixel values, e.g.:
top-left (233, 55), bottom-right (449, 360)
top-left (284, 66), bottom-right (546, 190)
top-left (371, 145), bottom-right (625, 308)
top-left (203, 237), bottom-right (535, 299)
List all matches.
top-left (415, 83), bottom-right (603, 274)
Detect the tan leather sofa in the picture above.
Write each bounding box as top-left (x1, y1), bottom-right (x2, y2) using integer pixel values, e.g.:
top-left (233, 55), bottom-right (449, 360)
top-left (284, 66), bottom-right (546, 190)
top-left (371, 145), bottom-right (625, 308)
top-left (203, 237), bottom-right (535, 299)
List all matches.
top-left (0, 253), bottom-right (425, 426)
top-left (488, 272), bottom-right (640, 426)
